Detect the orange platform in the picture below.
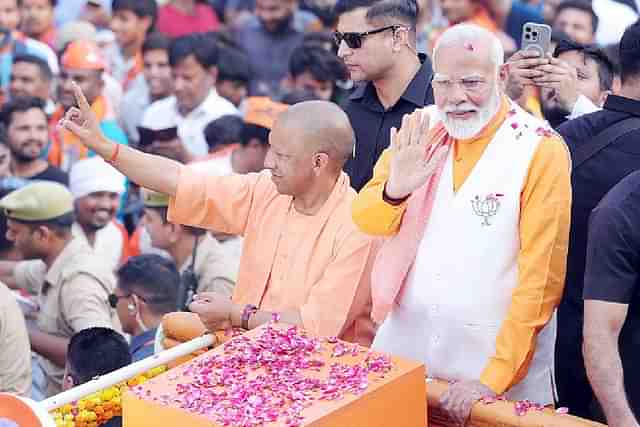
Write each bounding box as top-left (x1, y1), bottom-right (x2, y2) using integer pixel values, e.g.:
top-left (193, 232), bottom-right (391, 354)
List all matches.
top-left (123, 323), bottom-right (427, 427)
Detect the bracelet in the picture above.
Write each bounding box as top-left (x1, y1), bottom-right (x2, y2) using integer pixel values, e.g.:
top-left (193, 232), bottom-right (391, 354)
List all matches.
top-left (241, 304), bottom-right (258, 330)
top-left (383, 183), bottom-right (410, 205)
top-left (105, 144), bottom-right (120, 164)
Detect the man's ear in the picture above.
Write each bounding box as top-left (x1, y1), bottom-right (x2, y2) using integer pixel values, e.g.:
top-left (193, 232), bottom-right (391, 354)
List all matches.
top-left (392, 27), bottom-right (409, 52)
top-left (33, 225), bottom-right (50, 242)
top-left (312, 152), bottom-right (330, 174)
top-left (498, 63), bottom-right (510, 83)
top-left (140, 16), bottom-right (153, 34)
top-left (598, 90), bottom-right (611, 107)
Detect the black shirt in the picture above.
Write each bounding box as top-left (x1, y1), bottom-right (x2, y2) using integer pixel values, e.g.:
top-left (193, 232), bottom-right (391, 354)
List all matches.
top-left (29, 165), bottom-right (69, 186)
top-left (584, 169), bottom-right (640, 417)
top-left (555, 95), bottom-right (640, 417)
top-left (558, 95), bottom-right (640, 313)
top-left (342, 54), bottom-right (434, 191)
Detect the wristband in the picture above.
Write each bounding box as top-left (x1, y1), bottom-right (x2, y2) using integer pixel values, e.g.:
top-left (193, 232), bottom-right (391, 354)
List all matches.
top-left (383, 183), bottom-right (410, 205)
top-left (241, 304), bottom-right (258, 330)
top-left (105, 143), bottom-right (120, 164)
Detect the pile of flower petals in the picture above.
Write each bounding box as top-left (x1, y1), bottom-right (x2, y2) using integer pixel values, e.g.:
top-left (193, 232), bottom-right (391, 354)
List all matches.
top-left (132, 325), bottom-right (393, 427)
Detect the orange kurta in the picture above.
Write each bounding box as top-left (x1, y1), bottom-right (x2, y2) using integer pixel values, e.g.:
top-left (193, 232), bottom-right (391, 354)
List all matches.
top-left (168, 168), bottom-right (376, 345)
top-left (352, 99), bottom-right (572, 394)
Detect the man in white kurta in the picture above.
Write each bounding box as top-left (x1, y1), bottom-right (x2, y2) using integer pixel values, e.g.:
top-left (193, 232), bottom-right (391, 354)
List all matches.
top-left (352, 24), bottom-right (572, 424)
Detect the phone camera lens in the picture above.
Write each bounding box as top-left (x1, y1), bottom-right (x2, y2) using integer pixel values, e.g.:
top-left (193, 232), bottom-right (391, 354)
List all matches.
top-left (525, 34), bottom-right (531, 39)
top-left (532, 31), bottom-right (538, 36)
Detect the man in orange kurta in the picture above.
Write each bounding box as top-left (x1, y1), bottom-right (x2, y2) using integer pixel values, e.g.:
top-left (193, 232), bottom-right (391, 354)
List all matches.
top-left (57, 88), bottom-right (376, 345)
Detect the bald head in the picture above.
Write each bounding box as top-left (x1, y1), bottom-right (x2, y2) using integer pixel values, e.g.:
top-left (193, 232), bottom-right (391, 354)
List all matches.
top-left (433, 24), bottom-right (504, 72)
top-left (276, 101), bottom-right (355, 171)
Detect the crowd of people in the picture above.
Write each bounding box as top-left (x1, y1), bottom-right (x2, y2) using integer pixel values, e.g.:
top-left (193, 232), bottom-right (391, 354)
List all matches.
top-left (0, 0), bottom-right (639, 426)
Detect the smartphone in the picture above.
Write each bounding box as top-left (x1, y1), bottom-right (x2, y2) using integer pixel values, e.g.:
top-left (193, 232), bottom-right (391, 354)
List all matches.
top-left (521, 22), bottom-right (552, 57)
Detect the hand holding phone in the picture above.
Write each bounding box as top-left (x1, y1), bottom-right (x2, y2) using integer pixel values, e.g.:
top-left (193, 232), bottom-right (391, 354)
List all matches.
top-left (533, 56), bottom-right (580, 111)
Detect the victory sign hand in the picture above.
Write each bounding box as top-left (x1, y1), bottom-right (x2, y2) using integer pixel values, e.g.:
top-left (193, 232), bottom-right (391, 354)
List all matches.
top-left (385, 110), bottom-right (449, 200)
top-left (57, 81), bottom-right (106, 151)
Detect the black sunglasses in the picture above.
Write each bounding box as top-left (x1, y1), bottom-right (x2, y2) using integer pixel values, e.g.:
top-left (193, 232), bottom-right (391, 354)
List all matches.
top-left (108, 293), bottom-right (130, 308)
top-left (333, 25), bottom-right (402, 49)
top-left (108, 292), bottom-right (171, 309)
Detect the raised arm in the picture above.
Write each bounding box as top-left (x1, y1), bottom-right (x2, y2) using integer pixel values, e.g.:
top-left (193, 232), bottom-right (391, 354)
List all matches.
top-left (58, 82), bottom-right (181, 197)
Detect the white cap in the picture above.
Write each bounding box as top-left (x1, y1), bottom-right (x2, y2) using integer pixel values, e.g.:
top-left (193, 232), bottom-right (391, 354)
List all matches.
top-left (69, 157), bottom-right (126, 200)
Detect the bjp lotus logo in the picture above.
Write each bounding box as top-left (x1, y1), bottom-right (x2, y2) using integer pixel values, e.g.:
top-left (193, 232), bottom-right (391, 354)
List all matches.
top-left (471, 193), bottom-right (504, 226)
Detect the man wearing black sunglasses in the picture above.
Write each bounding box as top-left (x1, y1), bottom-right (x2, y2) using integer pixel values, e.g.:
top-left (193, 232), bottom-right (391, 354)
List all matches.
top-left (110, 255), bottom-right (180, 362)
top-left (334, 0), bottom-right (434, 191)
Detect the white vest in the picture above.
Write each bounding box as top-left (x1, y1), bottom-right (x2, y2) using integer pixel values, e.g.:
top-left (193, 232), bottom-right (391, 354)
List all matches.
top-left (373, 103), bottom-right (557, 405)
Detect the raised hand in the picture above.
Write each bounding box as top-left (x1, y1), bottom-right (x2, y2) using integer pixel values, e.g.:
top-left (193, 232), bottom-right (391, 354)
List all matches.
top-left (57, 81), bottom-right (105, 151)
top-left (533, 56), bottom-right (580, 112)
top-left (504, 50), bottom-right (549, 100)
top-left (385, 109), bottom-right (449, 200)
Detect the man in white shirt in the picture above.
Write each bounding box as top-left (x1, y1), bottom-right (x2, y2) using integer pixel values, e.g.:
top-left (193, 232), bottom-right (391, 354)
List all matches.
top-left (119, 33), bottom-right (173, 146)
top-left (142, 33), bottom-right (239, 157)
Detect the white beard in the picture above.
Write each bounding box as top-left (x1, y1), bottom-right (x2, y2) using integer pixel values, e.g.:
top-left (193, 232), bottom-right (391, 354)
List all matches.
top-left (437, 86), bottom-right (502, 140)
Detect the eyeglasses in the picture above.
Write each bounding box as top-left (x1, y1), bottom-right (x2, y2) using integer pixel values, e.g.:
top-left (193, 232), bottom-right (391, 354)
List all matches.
top-left (108, 292), bottom-right (171, 309)
top-left (432, 77), bottom-right (488, 93)
top-left (333, 25), bottom-right (402, 49)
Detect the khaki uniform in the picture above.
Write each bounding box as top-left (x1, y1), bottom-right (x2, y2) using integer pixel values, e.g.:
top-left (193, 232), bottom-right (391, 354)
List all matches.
top-left (15, 238), bottom-right (120, 396)
top-left (179, 233), bottom-right (238, 297)
top-left (0, 182), bottom-right (122, 397)
top-left (141, 188), bottom-right (238, 297)
top-left (0, 282), bottom-right (31, 396)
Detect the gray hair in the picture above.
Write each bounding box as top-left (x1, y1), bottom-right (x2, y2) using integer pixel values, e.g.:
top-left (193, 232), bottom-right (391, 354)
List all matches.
top-left (433, 24), bottom-right (504, 68)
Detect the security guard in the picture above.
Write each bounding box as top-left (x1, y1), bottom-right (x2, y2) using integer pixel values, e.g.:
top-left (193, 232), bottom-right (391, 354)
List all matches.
top-left (141, 189), bottom-right (238, 299)
top-left (0, 182), bottom-right (120, 399)
top-left (0, 281), bottom-right (31, 396)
